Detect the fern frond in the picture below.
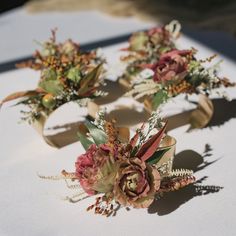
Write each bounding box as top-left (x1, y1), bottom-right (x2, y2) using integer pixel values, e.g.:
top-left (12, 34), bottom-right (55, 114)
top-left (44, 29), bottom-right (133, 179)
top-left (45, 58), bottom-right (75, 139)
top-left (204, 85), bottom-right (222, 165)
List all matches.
top-left (37, 172), bottom-right (67, 180)
top-left (62, 191), bottom-right (88, 203)
top-left (134, 88), bottom-right (159, 99)
top-left (37, 171), bottom-right (76, 180)
top-left (156, 160), bottom-right (173, 176)
top-left (64, 179), bottom-right (81, 189)
top-left (170, 169), bottom-right (194, 177)
top-left (125, 80), bottom-right (160, 98)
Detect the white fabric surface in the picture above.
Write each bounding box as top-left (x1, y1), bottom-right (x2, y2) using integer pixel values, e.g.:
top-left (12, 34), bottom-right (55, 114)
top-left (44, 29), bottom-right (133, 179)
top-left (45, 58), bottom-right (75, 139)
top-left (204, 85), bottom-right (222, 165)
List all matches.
top-left (0, 8), bottom-right (154, 63)
top-left (1, 10), bottom-right (236, 236)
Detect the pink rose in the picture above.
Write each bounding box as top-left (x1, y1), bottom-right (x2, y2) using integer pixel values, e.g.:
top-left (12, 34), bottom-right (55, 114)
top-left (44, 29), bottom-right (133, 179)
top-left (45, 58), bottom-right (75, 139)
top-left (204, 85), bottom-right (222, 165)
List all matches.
top-left (152, 49), bottom-right (191, 82)
top-left (75, 143), bottom-right (124, 195)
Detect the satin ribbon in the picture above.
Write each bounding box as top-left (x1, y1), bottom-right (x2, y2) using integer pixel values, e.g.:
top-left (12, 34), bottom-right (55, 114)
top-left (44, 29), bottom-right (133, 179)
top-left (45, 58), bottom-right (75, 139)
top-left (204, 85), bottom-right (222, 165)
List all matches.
top-left (31, 108), bottom-right (130, 148)
top-left (31, 110), bottom-right (88, 148)
top-left (118, 78), bottom-right (214, 130)
top-left (3, 79), bottom-right (212, 148)
top-left (144, 94), bottom-right (214, 130)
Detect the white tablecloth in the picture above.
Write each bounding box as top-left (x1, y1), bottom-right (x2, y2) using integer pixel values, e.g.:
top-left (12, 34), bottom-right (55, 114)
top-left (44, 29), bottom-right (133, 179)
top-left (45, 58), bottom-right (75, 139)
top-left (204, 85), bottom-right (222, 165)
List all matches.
top-left (1, 9), bottom-right (236, 236)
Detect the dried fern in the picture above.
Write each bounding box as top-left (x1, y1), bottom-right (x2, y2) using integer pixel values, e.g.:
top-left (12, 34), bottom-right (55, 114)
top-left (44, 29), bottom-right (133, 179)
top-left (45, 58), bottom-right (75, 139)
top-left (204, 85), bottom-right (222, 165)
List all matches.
top-left (125, 80), bottom-right (160, 99)
top-left (37, 170), bottom-right (76, 181)
top-left (160, 175), bottom-right (196, 192)
top-left (64, 179), bottom-right (81, 189)
top-left (170, 168), bottom-right (194, 177)
top-left (62, 191), bottom-right (89, 203)
top-left (37, 172), bottom-right (68, 180)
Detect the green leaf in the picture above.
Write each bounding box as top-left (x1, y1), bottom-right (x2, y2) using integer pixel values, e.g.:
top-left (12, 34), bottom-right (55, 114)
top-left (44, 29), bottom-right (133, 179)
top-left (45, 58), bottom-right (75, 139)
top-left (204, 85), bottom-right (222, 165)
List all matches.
top-left (67, 67), bottom-right (81, 83)
top-left (147, 148), bottom-right (170, 165)
top-left (42, 68), bottom-right (57, 80)
top-left (0, 90), bottom-right (40, 107)
top-left (84, 120), bottom-right (107, 145)
top-left (152, 90), bottom-right (168, 110)
top-left (130, 32), bottom-right (148, 51)
top-left (77, 131), bottom-right (94, 150)
top-left (39, 80), bottom-right (64, 96)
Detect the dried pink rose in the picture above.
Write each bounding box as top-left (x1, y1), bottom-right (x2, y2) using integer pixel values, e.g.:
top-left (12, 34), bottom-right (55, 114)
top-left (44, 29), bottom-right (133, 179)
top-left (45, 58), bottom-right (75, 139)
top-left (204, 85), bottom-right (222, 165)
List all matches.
top-left (113, 158), bottom-right (161, 208)
top-left (152, 49), bottom-right (191, 82)
top-left (75, 143), bottom-right (124, 195)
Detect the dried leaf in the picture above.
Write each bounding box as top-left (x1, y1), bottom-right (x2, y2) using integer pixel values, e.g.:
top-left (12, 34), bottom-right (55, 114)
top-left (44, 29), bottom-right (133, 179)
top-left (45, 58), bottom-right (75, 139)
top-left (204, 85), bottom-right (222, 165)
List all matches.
top-left (78, 64), bottom-right (103, 95)
top-left (136, 122), bottom-right (167, 162)
top-left (0, 89), bottom-right (42, 107)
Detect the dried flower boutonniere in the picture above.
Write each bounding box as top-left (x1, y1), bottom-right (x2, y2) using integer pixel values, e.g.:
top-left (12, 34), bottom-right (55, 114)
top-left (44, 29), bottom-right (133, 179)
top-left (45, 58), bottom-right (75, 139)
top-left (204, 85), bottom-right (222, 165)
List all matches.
top-left (119, 20), bottom-right (181, 88)
top-left (126, 48), bottom-right (234, 112)
top-left (1, 30), bottom-right (107, 146)
top-left (40, 111), bottom-right (195, 216)
top-left (120, 21), bottom-right (235, 128)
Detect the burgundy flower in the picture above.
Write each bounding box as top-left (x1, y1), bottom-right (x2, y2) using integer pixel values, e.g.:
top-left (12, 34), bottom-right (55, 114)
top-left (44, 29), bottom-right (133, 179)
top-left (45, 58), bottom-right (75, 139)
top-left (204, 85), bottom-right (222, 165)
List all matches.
top-left (152, 49), bottom-right (191, 82)
top-left (75, 143), bottom-right (124, 195)
top-left (113, 158), bottom-right (161, 208)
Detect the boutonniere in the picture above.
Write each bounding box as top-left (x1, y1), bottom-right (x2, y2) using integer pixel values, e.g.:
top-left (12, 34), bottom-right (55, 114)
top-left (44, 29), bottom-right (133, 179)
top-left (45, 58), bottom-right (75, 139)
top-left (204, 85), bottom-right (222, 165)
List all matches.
top-left (121, 22), bottom-right (235, 128)
top-left (40, 111), bottom-right (195, 216)
top-left (1, 30), bottom-right (107, 147)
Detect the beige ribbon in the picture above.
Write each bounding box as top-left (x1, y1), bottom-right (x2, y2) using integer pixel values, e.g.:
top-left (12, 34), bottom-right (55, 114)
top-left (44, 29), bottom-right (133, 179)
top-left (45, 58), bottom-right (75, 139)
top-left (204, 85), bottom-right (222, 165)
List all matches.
top-left (31, 109), bottom-right (130, 148)
top-left (155, 135), bottom-right (176, 174)
top-left (143, 94), bottom-right (214, 130)
top-left (162, 94), bottom-right (214, 131)
top-left (118, 79), bottom-right (214, 130)
top-left (32, 78), bottom-right (213, 147)
top-left (31, 111), bottom-right (88, 148)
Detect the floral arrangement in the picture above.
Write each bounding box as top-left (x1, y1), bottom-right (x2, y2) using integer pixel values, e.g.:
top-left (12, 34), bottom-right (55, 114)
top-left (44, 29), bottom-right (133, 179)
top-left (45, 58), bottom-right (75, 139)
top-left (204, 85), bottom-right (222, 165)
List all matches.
top-left (1, 30), bottom-right (106, 123)
top-left (40, 111), bottom-right (195, 216)
top-left (119, 21), bottom-right (180, 87)
top-left (120, 23), bottom-right (235, 111)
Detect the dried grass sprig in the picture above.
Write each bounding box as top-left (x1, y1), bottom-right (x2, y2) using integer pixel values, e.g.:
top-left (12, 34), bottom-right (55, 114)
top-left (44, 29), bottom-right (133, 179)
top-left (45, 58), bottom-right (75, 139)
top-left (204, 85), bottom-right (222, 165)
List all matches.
top-left (170, 169), bottom-right (194, 177)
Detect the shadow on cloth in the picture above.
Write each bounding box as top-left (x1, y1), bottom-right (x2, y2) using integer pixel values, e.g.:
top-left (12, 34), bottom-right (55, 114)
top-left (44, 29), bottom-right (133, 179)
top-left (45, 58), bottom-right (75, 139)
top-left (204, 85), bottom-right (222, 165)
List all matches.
top-left (148, 144), bottom-right (223, 215)
top-left (166, 98), bottom-right (236, 132)
top-left (207, 98), bottom-right (236, 128)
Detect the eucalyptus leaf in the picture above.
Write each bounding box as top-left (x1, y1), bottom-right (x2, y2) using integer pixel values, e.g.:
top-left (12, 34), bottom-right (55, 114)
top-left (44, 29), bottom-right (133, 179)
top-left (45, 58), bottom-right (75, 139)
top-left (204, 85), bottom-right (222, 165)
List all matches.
top-left (77, 131), bottom-right (94, 150)
top-left (152, 90), bottom-right (168, 110)
top-left (85, 120), bottom-right (107, 145)
top-left (39, 80), bottom-right (64, 96)
top-left (147, 148), bottom-right (170, 165)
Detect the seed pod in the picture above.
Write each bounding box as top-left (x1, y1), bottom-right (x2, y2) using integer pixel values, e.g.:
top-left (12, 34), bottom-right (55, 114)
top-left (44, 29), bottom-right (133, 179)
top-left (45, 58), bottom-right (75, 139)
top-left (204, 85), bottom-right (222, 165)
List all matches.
top-left (42, 93), bottom-right (56, 109)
